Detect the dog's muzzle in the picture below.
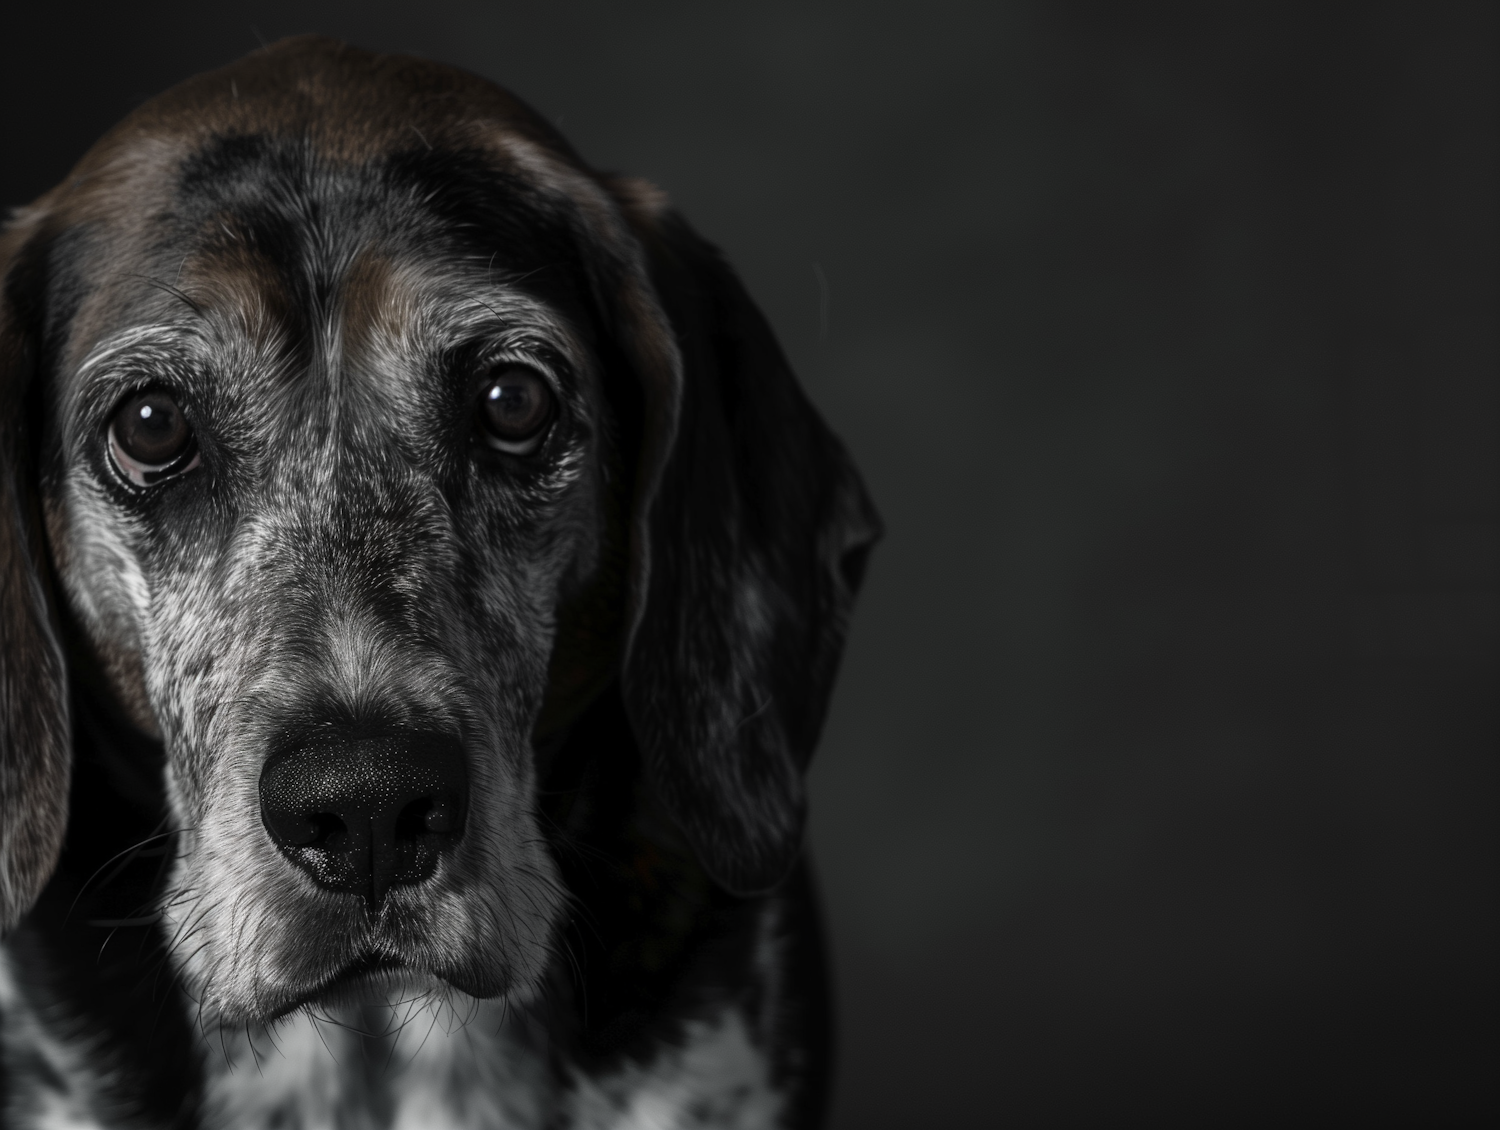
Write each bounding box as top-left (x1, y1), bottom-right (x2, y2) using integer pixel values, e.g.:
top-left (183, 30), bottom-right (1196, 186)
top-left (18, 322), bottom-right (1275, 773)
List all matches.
top-left (259, 731), bottom-right (468, 907)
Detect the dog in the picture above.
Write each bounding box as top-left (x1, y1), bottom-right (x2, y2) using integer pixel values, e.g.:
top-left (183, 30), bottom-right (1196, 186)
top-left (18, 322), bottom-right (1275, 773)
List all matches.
top-left (0, 36), bottom-right (878, 1129)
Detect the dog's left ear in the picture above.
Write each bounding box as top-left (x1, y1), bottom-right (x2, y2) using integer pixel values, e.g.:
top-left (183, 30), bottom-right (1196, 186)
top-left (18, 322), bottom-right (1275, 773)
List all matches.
top-left (605, 183), bottom-right (881, 896)
top-left (0, 212), bottom-right (70, 934)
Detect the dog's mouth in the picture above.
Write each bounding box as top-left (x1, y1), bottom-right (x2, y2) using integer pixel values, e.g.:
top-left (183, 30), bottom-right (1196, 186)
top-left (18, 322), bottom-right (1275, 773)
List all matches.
top-left (325, 951), bottom-right (408, 989)
top-left (266, 952), bottom-right (422, 1021)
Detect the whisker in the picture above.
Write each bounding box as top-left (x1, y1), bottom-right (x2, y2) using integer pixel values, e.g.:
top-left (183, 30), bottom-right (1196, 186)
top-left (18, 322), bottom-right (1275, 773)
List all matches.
top-left (64, 825), bottom-right (184, 924)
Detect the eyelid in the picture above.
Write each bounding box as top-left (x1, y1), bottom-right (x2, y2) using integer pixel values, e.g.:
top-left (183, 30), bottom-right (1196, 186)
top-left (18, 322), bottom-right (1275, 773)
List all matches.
top-left (482, 432), bottom-right (546, 456)
top-left (472, 349), bottom-right (565, 393)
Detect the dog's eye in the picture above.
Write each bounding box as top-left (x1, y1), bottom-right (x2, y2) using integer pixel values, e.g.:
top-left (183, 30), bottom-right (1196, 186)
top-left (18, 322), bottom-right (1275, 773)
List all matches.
top-left (477, 366), bottom-right (555, 455)
top-left (109, 390), bottom-right (198, 486)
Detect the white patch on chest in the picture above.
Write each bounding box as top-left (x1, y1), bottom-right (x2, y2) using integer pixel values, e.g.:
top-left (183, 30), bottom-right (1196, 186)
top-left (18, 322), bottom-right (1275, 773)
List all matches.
top-left (564, 1009), bottom-right (783, 1130)
top-left (203, 1009), bottom-right (357, 1129)
top-left (203, 990), bottom-right (551, 1130)
top-left (384, 998), bottom-right (550, 1130)
top-left (0, 950), bottom-right (110, 1130)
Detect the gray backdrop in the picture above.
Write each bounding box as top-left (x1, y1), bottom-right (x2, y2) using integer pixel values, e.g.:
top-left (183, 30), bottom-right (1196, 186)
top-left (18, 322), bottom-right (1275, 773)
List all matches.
top-left (4, 3), bottom-right (1495, 1124)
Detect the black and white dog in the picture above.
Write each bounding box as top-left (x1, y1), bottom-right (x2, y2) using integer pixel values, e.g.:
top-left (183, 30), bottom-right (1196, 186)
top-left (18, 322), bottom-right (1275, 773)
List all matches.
top-left (0, 37), bottom-right (877, 1129)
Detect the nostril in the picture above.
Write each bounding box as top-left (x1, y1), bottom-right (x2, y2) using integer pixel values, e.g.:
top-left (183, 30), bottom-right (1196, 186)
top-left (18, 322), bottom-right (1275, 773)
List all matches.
top-left (271, 812), bottom-right (348, 849)
top-left (393, 798), bottom-right (432, 841)
top-left (417, 796), bottom-right (459, 835)
top-left (309, 813), bottom-right (347, 849)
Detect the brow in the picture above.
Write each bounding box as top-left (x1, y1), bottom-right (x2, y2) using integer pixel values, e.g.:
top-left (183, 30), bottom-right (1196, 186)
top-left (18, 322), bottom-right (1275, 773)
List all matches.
top-left (353, 264), bottom-right (592, 372)
top-left (75, 323), bottom-right (200, 381)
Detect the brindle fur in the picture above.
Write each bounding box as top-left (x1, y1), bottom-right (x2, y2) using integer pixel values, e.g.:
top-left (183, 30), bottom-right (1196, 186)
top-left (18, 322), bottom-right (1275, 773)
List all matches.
top-left (0, 36), bottom-right (877, 1129)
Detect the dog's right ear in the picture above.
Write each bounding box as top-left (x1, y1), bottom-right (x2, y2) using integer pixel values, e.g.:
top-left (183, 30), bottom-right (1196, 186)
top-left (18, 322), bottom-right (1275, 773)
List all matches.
top-left (0, 211), bottom-right (69, 935)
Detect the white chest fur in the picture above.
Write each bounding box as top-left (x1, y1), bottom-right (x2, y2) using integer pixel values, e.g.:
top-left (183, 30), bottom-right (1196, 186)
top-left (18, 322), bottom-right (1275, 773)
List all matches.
top-left (206, 996), bottom-right (781, 1130)
top-left (2, 958), bottom-right (783, 1130)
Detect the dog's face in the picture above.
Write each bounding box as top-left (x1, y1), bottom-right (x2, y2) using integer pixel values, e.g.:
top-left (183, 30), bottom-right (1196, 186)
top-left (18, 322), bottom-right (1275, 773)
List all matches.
top-left (0, 38), bottom-right (877, 1024)
top-left (45, 136), bottom-right (619, 1018)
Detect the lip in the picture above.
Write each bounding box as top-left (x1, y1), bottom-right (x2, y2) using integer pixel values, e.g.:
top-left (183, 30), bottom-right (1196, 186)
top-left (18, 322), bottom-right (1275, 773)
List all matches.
top-left (264, 952), bottom-right (415, 1021)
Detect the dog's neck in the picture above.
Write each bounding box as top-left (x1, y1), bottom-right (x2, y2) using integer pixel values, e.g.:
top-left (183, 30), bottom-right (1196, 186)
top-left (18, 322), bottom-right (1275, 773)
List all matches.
top-left (199, 982), bottom-right (781, 1130)
top-left (3, 932), bottom-right (787, 1130)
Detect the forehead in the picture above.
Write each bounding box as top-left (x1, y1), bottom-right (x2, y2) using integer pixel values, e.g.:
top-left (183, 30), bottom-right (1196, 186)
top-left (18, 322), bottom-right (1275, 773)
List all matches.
top-left (45, 132), bottom-right (597, 381)
top-left (175, 133), bottom-right (588, 289)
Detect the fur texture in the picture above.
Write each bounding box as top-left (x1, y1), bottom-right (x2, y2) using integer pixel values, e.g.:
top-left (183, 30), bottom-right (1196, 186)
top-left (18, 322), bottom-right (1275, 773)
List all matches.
top-left (0, 37), bottom-right (877, 1128)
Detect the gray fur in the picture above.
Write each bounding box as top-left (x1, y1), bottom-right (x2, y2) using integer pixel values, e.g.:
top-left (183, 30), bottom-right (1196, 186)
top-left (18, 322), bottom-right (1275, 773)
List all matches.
top-left (49, 260), bottom-right (594, 1022)
top-left (0, 36), bottom-right (876, 1128)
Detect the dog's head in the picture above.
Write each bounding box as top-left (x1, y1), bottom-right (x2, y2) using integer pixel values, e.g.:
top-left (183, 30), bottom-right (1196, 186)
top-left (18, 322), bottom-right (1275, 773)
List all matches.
top-left (0, 38), bottom-right (877, 1021)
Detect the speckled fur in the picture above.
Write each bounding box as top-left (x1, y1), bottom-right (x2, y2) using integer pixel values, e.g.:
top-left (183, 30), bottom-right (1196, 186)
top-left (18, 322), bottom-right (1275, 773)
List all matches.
top-left (0, 36), bottom-right (877, 1129)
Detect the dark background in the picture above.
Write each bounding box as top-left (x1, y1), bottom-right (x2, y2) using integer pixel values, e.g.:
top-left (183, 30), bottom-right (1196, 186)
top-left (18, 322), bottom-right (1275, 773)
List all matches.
top-left (4, 2), bottom-right (1495, 1125)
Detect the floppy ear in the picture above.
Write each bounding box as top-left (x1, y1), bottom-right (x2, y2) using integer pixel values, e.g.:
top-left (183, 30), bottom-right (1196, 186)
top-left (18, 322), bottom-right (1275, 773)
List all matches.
top-left (608, 188), bottom-right (881, 895)
top-left (0, 213), bottom-right (70, 934)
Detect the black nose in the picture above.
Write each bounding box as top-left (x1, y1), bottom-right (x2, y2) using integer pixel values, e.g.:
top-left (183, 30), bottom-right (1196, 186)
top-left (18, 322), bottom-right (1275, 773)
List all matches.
top-left (259, 731), bottom-right (468, 907)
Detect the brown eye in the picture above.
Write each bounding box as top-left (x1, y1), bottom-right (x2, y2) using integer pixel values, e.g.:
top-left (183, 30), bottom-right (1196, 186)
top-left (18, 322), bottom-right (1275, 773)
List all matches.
top-left (109, 390), bottom-right (197, 486)
top-left (477, 365), bottom-right (555, 455)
